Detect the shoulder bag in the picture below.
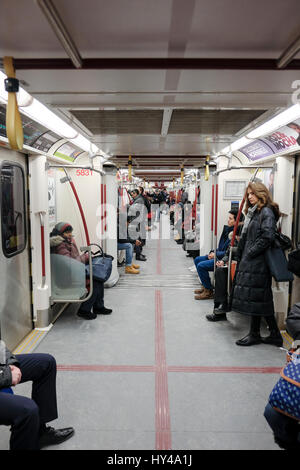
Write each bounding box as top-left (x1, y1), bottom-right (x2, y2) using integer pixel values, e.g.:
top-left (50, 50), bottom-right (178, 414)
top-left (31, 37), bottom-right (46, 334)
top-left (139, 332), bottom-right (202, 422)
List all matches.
top-left (85, 244), bottom-right (114, 282)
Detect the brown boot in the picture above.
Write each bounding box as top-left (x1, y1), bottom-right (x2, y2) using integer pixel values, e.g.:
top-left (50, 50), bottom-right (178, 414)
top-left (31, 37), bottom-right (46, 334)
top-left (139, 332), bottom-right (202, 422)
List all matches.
top-left (125, 265), bottom-right (140, 274)
top-left (194, 288), bottom-right (214, 300)
top-left (194, 287), bottom-right (204, 294)
top-left (132, 263), bottom-right (140, 269)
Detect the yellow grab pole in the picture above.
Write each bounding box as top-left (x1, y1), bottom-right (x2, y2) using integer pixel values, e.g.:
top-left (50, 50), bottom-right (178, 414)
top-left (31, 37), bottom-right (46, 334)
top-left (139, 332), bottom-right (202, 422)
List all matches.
top-left (3, 57), bottom-right (24, 150)
top-left (128, 155), bottom-right (132, 182)
top-left (181, 165), bottom-right (184, 185)
top-left (204, 156), bottom-right (210, 181)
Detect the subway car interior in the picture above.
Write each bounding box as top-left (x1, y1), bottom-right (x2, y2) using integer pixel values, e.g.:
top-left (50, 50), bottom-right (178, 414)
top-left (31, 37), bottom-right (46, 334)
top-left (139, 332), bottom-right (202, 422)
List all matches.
top-left (1, 0), bottom-right (300, 451)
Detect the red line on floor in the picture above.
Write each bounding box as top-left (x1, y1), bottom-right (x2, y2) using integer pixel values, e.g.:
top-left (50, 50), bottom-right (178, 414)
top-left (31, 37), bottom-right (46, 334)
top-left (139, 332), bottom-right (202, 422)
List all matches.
top-left (57, 365), bottom-right (155, 372)
top-left (57, 365), bottom-right (281, 374)
top-left (155, 289), bottom-right (172, 450)
top-left (167, 366), bottom-right (282, 374)
top-left (156, 226), bottom-right (162, 275)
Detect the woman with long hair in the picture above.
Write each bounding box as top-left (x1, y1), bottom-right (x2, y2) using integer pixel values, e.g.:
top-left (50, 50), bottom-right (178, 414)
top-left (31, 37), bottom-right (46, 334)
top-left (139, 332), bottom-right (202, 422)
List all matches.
top-left (232, 181), bottom-right (283, 346)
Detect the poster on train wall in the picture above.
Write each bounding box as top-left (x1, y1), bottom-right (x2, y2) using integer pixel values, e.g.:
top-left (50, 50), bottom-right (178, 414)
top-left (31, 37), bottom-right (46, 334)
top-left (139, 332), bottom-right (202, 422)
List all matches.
top-left (48, 170), bottom-right (56, 226)
top-left (239, 117), bottom-right (300, 161)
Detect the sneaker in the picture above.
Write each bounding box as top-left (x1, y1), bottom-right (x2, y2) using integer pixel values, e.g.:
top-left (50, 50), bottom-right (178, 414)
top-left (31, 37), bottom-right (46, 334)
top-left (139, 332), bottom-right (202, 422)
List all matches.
top-left (39, 426), bottom-right (74, 449)
top-left (77, 309), bottom-right (97, 320)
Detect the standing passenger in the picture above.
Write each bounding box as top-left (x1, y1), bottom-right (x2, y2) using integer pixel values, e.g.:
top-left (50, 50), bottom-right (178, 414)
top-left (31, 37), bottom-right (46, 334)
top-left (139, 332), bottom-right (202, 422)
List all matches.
top-left (232, 182), bottom-right (283, 346)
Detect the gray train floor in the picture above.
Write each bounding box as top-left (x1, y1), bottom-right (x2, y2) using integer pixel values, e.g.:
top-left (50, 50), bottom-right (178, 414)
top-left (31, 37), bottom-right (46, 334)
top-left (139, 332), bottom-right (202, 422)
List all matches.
top-left (0, 221), bottom-right (285, 450)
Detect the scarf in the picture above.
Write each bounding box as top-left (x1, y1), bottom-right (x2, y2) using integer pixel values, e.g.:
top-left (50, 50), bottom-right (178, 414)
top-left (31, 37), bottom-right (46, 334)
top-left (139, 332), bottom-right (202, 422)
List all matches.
top-left (241, 204), bottom-right (257, 236)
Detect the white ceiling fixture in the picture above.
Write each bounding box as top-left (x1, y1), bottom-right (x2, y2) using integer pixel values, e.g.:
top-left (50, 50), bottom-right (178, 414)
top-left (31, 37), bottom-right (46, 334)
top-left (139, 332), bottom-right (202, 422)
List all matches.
top-left (161, 108), bottom-right (173, 137)
top-left (247, 103), bottom-right (300, 139)
top-left (277, 33), bottom-right (300, 69)
top-left (35, 0), bottom-right (83, 69)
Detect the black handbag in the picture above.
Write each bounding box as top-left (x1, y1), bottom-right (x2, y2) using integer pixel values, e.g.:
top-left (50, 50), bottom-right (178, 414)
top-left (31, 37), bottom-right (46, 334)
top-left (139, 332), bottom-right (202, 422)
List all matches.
top-left (85, 244), bottom-right (114, 282)
top-left (275, 231), bottom-right (293, 251)
top-left (265, 240), bottom-right (294, 282)
top-left (288, 247), bottom-right (300, 277)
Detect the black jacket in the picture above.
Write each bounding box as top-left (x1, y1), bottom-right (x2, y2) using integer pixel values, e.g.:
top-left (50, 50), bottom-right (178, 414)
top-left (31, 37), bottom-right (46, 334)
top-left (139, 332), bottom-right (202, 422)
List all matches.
top-left (286, 303), bottom-right (300, 340)
top-left (232, 205), bottom-right (277, 317)
top-left (0, 347), bottom-right (19, 389)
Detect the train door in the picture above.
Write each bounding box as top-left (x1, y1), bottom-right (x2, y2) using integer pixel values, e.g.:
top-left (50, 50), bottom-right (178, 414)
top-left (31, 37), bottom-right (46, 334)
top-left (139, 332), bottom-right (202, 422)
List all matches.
top-left (291, 154), bottom-right (300, 305)
top-left (0, 148), bottom-right (32, 350)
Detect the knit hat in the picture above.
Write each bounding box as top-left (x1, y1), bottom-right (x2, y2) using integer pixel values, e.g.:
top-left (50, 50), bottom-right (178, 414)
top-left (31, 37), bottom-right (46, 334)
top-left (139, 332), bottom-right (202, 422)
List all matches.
top-left (53, 222), bottom-right (73, 236)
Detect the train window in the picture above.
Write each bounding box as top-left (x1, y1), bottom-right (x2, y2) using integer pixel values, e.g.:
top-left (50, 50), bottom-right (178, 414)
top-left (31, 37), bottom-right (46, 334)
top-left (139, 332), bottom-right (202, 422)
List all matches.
top-left (1, 162), bottom-right (26, 257)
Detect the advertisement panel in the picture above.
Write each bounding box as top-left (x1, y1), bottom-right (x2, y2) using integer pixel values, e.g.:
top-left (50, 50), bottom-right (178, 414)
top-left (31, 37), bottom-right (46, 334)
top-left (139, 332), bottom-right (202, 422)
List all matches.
top-left (239, 118), bottom-right (300, 161)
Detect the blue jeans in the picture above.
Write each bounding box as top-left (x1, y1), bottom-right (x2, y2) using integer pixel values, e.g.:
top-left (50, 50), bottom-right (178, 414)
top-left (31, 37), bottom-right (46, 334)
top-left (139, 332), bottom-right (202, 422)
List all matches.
top-left (118, 242), bottom-right (133, 266)
top-left (264, 403), bottom-right (300, 446)
top-left (194, 255), bottom-right (214, 290)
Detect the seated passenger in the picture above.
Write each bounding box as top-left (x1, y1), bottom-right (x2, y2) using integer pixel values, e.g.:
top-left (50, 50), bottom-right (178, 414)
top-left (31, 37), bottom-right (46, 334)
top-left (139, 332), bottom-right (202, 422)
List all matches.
top-left (194, 210), bottom-right (238, 300)
top-left (117, 210), bottom-right (141, 274)
top-left (0, 347), bottom-right (74, 450)
top-left (206, 221), bottom-right (244, 321)
top-left (264, 302), bottom-right (300, 450)
top-left (50, 222), bottom-right (112, 320)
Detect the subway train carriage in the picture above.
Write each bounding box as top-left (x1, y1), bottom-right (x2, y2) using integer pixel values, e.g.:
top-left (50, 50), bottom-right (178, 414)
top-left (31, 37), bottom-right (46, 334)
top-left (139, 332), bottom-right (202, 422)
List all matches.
top-left (0, 0), bottom-right (300, 452)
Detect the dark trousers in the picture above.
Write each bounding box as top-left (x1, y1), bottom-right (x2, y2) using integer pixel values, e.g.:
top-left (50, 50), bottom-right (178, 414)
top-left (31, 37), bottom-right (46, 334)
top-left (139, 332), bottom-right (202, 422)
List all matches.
top-left (81, 279), bottom-right (104, 313)
top-left (214, 267), bottom-right (228, 306)
top-left (0, 353), bottom-right (57, 450)
top-left (264, 403), bottom-right (300, 446)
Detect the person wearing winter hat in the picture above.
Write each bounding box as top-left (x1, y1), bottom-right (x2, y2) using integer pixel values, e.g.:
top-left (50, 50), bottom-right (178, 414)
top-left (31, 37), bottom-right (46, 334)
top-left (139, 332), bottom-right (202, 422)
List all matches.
top-left (50, 222), bottom-right (112, 320)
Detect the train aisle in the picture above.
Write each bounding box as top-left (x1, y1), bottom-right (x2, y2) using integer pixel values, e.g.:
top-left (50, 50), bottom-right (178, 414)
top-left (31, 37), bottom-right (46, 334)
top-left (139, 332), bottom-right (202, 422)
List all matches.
top-left (0, 217), bottom-right (285, 450)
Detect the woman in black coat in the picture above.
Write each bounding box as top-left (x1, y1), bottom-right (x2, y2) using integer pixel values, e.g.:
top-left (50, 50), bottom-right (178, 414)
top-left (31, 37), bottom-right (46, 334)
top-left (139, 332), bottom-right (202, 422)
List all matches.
top-left (232, 181), bottom-right (283, 347)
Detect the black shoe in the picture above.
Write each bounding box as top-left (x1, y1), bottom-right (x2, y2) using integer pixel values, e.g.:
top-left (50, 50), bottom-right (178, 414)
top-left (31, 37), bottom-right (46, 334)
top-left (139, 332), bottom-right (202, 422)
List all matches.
top-left (213, 304), bottom-right (228, 315)
top-left (236, 333), bottom-right (262, 346)
top-left (261, 334), bottom-right (283, 347)
top-left (206, 312), bottom-right (227, 322)
top-left (77, 309), bottom-right (97, 320)
top-left (39, 426), bottom-right (75, 449)
top-left (136, 255), bottom-right (147, 261)
top-left (94, 307), bottom-right (112, 315)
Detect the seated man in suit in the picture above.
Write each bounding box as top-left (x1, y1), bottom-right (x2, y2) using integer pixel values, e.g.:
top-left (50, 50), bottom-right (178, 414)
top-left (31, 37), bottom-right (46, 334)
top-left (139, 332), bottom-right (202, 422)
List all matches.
top-left (0, 344), bottom-right (74, 450)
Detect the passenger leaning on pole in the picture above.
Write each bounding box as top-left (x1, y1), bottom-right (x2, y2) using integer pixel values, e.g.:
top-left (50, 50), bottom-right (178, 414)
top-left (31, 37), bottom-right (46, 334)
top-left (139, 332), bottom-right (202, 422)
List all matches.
top-left (231, 182), bottom-right (283, 347)
top-left (127, 189), bottom-right (148, 261)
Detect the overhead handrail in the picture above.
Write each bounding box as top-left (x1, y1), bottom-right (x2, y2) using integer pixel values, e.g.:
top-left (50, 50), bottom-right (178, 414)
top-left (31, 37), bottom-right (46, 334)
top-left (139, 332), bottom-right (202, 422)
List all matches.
top-left (3, 57), bottom-right (24, 150)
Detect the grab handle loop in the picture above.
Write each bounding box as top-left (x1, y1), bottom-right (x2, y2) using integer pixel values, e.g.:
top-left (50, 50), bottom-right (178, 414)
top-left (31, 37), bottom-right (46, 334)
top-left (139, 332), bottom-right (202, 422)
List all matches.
top-left (3, 56), bottom-right (24, 150)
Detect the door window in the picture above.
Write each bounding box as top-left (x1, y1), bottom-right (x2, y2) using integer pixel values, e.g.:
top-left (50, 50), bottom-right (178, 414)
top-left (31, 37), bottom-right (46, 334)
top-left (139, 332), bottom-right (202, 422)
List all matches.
top-left (1, 162), bottom-right (26, 257)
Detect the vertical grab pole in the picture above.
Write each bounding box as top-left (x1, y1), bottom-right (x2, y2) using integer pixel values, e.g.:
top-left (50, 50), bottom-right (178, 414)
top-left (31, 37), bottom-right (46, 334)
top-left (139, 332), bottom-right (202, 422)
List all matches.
top-left (213, 177), bottom-right (218, 279)
top-left (63, 169), bottom-right (91, 246)
top-left (39, 212), bottom-right (46, 288)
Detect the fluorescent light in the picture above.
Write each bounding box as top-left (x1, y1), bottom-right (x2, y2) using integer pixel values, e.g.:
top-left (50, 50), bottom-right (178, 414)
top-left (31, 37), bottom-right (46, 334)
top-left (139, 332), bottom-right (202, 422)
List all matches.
top-left (0, 70), bottom-right (99, 153)
top-left (247, 103), bottom-right (300, 139)
top-left (218, 103), bottom-right (300, 156)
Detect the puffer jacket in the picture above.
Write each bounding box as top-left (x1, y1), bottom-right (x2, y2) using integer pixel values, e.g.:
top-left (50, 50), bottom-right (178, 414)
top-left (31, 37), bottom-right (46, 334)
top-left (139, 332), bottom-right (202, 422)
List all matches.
top-left (232, 205), bottom-right (277, 317)
top-left (50, 235), bottom-right (88, 263)
top-left (0, 347), bottom-right (19, 389)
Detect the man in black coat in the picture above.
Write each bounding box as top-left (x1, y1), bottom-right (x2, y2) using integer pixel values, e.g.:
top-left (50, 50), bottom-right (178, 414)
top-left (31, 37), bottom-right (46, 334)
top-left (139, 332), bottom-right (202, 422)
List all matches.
top-left (0, 346), bottom-right (74, 450)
